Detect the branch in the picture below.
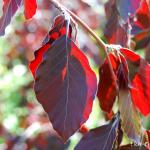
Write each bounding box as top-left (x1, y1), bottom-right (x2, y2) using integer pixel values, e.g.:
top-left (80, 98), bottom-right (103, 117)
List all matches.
top-left (49, 0), bottom-right (118, 90)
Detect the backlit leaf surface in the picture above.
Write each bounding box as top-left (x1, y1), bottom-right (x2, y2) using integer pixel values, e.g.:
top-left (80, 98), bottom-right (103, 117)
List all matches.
top-left (24, 0), bottom-right (37, 19)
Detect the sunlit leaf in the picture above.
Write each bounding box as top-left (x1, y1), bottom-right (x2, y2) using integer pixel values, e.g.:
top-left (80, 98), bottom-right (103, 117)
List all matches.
top-left (97, 53), bottom-right (119, 112)
top-left (121, 48), bottom-right (150, 116)
top-left (24, 0), bottom-right (37, 19)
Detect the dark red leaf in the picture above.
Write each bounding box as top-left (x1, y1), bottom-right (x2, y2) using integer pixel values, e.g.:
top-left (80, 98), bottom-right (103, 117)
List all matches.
top-left (0, 0), bottom-right (22, 35)
top-left (120, 48), bottom-right (150, 116)
top-left (131, 0), bottom-right (150, 49)
top-left (147, 130), bottom-right (150, 144)
top-left (34, 35), bottom-right (97, 141)
top-left (75, 113), bottom-right (122, 150)
top-left (97, 52), bottom-right (128, 112)
top-left (98, 48), bottom-right (150, 116)
top-left (104, 0), bottom-right (128, 46)
top-left (134, 0), bottom-right (150, 31)
top-left (29, 16), bottom-right (72, 78)
top-left (97, 53), bottom-right (119, 112)
top-left (24, 0), bottom-right (37, 19)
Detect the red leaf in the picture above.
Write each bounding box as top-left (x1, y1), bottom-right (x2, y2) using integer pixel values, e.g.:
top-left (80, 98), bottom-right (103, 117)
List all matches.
top-left (98, 47), bottom-right (150, 116)
top-left (120, 48), bottom-right (140, 63)
top-left (130, 60), bottom-right (150, 116)
top-left (34, 35), bottom-right (97, 141)
top-left (0, 0), bottom-right (22, 35)
top-left (120, 48), bottom-right (150, 116)
top-left (97, 53), bottom-right (119, 112)
top-left (24, 0), bottom-right (37, 19)
top-left (97, 52), bottom-right (128, 112)
top-left (75, 113), bottom-right (122, 150)
top-left (147, 130), bottom-right (150, 144)
top-left (131, 0), bottom-right (150, 49)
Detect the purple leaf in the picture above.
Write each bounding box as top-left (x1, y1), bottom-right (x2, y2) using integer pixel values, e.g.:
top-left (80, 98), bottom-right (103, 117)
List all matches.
top-left (75, 113), bottom-right (122, 150)
top-left (34, 35), bottom-right (97, 141)
top-left (0, 0), bottom-right (22, 36)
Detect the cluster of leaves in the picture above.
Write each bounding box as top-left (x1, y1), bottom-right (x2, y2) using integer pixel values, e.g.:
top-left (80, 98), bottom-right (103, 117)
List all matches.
top-left (104, 0), bottom-right (150, 61)
top-left (0, 0), bottom-right (150, 150)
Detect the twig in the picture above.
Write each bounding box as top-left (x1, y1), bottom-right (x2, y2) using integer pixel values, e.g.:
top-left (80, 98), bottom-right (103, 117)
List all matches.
top-left (49, 0), bottom-right (118, 90)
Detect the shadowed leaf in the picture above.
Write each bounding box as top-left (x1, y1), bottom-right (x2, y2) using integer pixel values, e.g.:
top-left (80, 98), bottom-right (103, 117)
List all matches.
top-left (75, 113), bottom-right (122, 150)
top-left (133, 29), bottom-right (150, 50)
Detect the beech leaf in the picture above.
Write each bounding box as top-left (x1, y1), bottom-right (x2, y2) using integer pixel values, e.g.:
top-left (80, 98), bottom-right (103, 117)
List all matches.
top-left (34, 35), bottom-right (97, 141)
